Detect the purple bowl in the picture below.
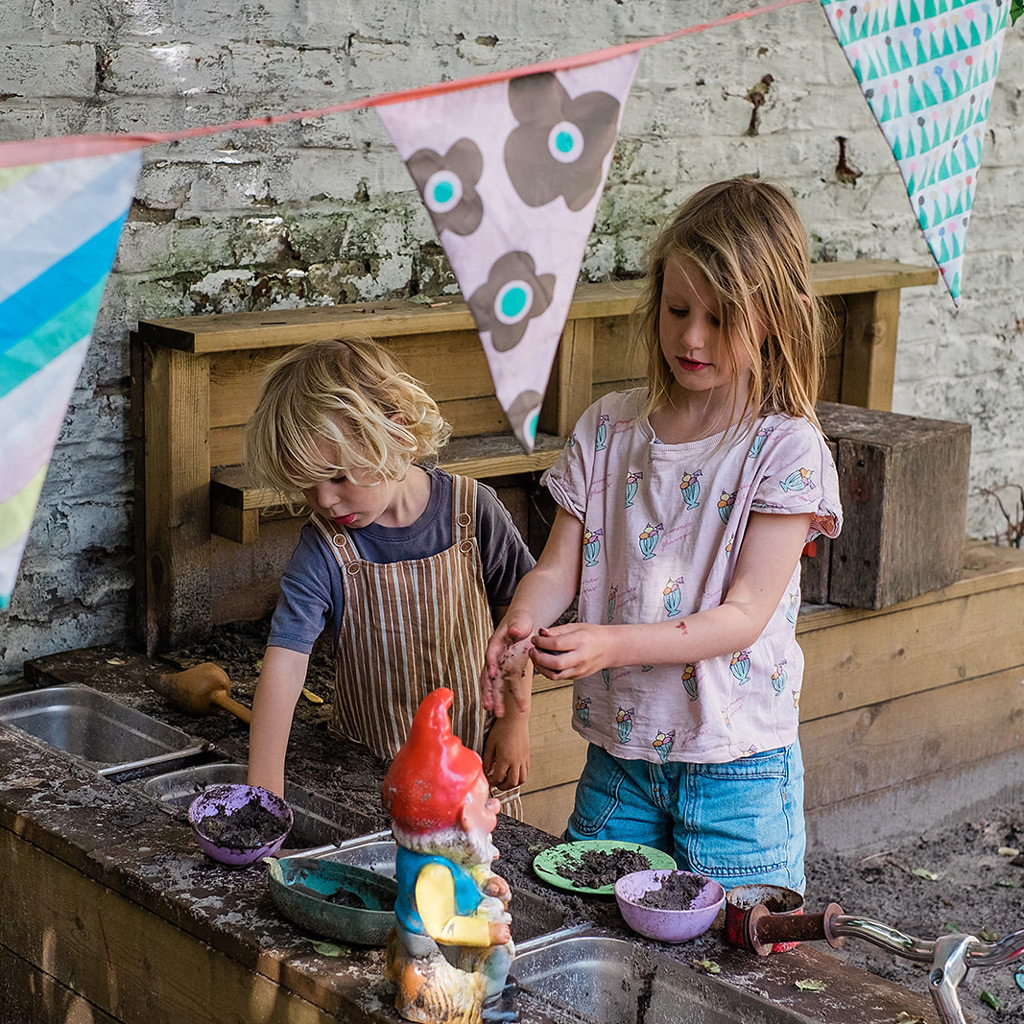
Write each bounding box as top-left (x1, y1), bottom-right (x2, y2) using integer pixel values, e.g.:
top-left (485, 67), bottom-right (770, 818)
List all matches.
top-left (188, 783), bottom-right (293, 867)
top-left (615, 869), bottom-right (726, 943)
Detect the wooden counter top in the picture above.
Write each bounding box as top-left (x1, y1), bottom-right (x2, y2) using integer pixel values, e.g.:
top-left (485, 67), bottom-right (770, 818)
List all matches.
top-left (1, 651), bottom-right (939, 1024)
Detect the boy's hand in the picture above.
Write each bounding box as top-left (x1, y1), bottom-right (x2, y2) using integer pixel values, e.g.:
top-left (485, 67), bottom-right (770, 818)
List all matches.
top-left (530, 623), bottom-right (614, 681)
top-left (483, 713), bottom-right (530, 790)
top-left (480, 611), bottom-right (534, 717)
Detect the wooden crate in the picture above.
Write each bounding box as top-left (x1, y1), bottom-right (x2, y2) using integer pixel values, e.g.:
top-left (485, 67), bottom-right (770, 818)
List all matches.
top-left (814, 401), bottom-right (971, 610)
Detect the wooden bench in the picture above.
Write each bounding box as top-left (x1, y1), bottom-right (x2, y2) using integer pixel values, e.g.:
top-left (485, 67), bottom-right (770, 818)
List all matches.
top-left (131, 259), bottom-right (936, 654)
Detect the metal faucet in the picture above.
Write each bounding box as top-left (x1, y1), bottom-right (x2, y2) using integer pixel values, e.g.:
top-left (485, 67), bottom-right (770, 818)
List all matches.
top-left (737, 902), bottom-right (1024, 1024)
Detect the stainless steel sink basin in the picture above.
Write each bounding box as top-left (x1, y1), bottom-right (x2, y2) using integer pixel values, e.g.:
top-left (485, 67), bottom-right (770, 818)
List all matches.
top-left (0, 685), bottom-right (210, 776)
top-left (140, 762), bottom-right (349, 847)
top-left (513, 928), bottom-right (794, 1024)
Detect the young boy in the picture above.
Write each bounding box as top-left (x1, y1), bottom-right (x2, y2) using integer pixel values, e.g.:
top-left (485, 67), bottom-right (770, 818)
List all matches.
top-left (244, 337), bottom-right (534, 815)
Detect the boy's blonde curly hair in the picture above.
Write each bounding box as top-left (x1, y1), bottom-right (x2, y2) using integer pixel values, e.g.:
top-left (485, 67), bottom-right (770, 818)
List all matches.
top-left (633, 176), bottom-right (829, 434)
top-left (243, 337), bottom-right (451, 497)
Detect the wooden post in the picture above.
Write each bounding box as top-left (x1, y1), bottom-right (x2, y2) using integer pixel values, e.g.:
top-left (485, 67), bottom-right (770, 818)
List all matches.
top-left (538, 316), bottom-right (595, 438)
top-left (140, 343), bottom-right (212, 654)
top-left (838, 288), bottom-right (901, 411)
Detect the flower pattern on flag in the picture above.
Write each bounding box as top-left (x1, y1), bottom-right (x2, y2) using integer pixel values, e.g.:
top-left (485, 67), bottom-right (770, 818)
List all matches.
top-left (407, 139), bottom-right (484, 236)
top-left (504, 72), bottom-right (623, 211)
top-left (377, 52), bottom-right (639, 449)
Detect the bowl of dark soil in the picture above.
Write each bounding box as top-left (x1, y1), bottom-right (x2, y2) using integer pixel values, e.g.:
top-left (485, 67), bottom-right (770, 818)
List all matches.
top-left (615, 869), bottom-right (725, 943)
top-left (189, 783), bottom-right (293, 866)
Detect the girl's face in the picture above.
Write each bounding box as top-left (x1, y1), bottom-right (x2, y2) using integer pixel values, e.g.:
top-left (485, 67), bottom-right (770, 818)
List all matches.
top-left (658, 256), bottom-right (760, 407)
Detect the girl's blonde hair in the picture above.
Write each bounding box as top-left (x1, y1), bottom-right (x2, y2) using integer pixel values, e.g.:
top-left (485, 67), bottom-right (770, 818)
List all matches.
top-left (633, 176), bottom-right (827, 432)
top-left (243, 337), bottom-right (451, 496)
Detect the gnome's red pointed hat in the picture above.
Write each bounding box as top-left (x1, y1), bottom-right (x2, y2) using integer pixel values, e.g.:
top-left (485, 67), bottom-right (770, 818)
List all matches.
top-left (382, 687), bottom-right (484, 833)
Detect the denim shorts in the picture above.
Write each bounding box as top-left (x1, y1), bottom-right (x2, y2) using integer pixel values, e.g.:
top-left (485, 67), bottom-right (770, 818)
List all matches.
top-left (564, 740), bottom-right (806, 893)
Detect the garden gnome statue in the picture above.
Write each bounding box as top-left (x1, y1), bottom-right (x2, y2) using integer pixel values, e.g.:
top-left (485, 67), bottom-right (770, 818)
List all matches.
top-left (382, 687), bottom-right (516, 1024)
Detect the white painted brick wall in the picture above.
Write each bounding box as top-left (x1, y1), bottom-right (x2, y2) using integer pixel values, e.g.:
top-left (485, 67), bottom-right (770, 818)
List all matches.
top-left (2, 0), bottom-right (1023, 679)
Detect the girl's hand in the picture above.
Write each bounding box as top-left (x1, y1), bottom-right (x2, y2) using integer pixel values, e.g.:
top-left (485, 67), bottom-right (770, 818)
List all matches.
top-left (530, 624), bottom-right (613, 681)
top-left (480, 611), bottom-right (535, 716)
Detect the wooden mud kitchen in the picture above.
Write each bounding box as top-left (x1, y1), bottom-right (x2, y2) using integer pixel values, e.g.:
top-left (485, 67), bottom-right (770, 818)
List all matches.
top-left (4, 258), bottom-right (1024, 1024)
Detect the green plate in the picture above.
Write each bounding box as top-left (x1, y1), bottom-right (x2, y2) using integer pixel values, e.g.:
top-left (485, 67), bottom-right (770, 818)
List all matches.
top-left (532, 840), bottom-right (676, 896)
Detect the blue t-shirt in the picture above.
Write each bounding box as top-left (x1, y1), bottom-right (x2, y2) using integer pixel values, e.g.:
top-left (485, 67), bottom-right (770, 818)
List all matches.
top-left (268, 468), bottom-right (536, 655)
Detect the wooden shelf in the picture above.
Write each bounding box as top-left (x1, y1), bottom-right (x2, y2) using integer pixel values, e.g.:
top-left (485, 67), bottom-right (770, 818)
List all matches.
top-left (209, 432), bottom-right (564, 544)
top-left (133, 259), bottom-right (938, 650)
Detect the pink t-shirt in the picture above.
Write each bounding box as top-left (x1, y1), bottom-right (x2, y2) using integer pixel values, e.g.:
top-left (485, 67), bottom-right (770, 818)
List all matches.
top-left (542, 388), bottom-right (843, 764)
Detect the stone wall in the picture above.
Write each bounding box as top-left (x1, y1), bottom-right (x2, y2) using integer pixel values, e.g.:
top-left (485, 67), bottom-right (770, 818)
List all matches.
top-left (2, 0), bottom-right (1022, 679)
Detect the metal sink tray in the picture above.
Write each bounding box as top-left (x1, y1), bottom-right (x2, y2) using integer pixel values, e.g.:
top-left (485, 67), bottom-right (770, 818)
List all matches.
top-left (0, 684), bottom-right (211, 776)
top-left (513, 928), bottom-right (805, 1024)
top-left (140, 762), bottom-right (349, 847)
top-left (288, 832), bottom-right (565, 943)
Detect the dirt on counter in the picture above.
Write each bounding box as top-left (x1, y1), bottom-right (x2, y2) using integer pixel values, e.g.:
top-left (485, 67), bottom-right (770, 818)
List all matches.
top-left (170, 621), bottom-right (1023, 1023)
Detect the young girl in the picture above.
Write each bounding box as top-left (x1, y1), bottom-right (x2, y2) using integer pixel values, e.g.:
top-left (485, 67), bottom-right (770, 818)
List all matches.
top-left (481, 177), bottom-right (842, 890)
top-left (244, 337), bottom-right (535, 817)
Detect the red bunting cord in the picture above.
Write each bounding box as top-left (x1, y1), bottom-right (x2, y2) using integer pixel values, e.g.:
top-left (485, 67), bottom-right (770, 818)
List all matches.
top-left (0, 0), bottom-right (811, 168)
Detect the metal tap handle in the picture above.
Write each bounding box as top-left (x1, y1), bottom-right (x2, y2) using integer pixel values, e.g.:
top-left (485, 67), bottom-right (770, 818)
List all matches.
top-left (830, 914), bottom-right (936, 964)
top-left (965, 927), bottom-right (1024, 968)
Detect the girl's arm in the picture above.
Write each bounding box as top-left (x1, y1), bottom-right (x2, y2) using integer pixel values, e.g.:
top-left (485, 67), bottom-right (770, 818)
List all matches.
top-left (247, 645), bottom-right (310, 797)
top-left (531, 511), bottom-right (812, 681)
top-left (480, 507), bottom-right (584, 716)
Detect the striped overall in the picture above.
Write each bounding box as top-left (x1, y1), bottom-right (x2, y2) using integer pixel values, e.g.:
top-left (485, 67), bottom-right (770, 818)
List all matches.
top-left (311, 474), bottom-right (523, 818)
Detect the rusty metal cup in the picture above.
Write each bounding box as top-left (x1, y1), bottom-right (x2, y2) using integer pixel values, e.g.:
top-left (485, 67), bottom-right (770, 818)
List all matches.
top-left (725, 883), bottom-right (804, 953)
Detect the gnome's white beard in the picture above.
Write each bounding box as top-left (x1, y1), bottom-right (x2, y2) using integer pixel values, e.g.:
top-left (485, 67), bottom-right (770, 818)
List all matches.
top-left (391, 821), bottom-right (498, 870)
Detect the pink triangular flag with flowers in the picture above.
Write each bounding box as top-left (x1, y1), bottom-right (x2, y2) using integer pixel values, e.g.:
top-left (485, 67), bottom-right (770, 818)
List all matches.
top-left (820, 0), bottom-right (1009, 304)
top-left (378, 52), bottom-right (639, 450)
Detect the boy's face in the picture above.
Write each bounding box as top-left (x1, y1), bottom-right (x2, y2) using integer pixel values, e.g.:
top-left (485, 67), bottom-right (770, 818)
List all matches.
top-left (302, 467), bottom-right (399, 530)
top-left (300, 433), bottom-right (406, 529)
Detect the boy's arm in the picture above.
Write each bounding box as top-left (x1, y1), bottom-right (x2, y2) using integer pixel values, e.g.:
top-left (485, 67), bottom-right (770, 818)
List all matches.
top-left (247, 645), bottom-right (310, 798)
top-left (481, 507), bottom-right (584, 716)
top-left (482, 603), bottom-right (532, 789)
top-left (530, 511), bottom-right (812, 680)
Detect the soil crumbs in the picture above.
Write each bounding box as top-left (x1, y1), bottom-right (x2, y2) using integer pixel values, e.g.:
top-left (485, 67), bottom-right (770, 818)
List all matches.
top-left (636, 870), bottom-right (705, 910)
top-left (197, 794), bottom-right (287, 850)
top-left (805, 805), bottom-right (1024, 1023)
top-left (555, 847), bottom-right (652, 889)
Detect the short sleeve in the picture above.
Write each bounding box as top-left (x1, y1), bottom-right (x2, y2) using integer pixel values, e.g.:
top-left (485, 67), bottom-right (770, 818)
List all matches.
top-left (475, 482), bottom-right (536, 607)
top-left (540, 412), bottom-right (600, 523)
top-left (267, 524), bottom-right (337, 654)
top-left (749, 418), bottom-right (843, 540)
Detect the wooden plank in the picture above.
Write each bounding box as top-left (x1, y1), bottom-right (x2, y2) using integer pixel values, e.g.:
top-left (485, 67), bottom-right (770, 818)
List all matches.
top-left (808, 259), bottom-right (937, 297)
top-left (592, 315), bottom-right (644, 385)
top-left (208, 432), bottom-right (564, 534)
top-left (136, 263), bottom-right (937, 356)
top-left (0, 943), bottom-right (120, 1024)
top-left (209, 500), bottom-right (259, 545)
top-left (0, 830), bottom-right (361, 1024)
top-left (521, 782), bottom-right (577, 838)
top-left (539, 317), bottom-right (594, 437)
top-left (801, 666), bottom-right (1024, 812)
top-left (837, 288), bottom-right (901, 411)
top-left (522, 681), bottom-right (588, 795)
top-left (142, 345), bottom-right (212, 654)
top-left (799, 577), bottom-right (1024, 721)
top-left (207, 331), bottom-right (500, 430)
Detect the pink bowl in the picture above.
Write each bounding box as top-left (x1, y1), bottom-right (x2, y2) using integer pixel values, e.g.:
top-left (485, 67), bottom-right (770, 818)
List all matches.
top-left (615, 869), bottom-right (726, 943)
top-left (188, 783), bottom-right (293, 867)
